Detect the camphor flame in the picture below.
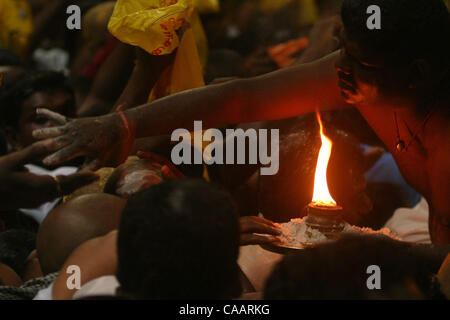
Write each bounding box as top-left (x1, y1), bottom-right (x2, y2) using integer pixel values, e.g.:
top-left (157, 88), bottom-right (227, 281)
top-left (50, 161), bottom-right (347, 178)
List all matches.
top-left (311, 111), bottom-right (337, 207)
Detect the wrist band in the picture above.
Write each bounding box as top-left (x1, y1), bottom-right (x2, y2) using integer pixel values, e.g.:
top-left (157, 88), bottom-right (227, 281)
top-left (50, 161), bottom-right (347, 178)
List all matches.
top-left (116, 110), bottom-right (132, 140)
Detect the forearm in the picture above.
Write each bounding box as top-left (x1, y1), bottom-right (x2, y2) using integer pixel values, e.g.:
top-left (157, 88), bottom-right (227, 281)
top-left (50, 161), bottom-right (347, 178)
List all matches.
top-left (124, 51), bottom-right (347, 138)
top-left (113, 49), bottom-right (176, 112)
top-left (78, 43), bottom-right (135, 116)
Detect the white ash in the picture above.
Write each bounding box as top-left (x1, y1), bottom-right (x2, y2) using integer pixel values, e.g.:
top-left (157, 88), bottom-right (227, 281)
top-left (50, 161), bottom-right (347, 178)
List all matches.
top-left (275, 218), bottom-right (400, 247)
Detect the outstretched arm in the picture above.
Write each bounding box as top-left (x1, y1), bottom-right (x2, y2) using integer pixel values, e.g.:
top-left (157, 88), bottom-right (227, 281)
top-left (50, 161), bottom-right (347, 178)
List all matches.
top-left (33, 51), bottom-right (350, 169)
top-left (128, 50), bottom-right (347, 137)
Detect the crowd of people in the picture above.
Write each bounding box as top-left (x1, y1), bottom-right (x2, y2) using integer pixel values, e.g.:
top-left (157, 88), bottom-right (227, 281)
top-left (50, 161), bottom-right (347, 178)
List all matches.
top-left (0, 0), bottom-right (449, 300)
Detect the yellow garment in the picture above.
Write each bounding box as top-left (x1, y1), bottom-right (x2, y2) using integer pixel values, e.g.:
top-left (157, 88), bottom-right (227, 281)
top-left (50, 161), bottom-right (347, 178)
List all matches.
top-left (148, 28), bottom-right (205, 100)
top-left (108, 0), bottom-right (208, 65)
top-left (108, 0), bottom-right (210, 179)
top-left (0, 0), bottom-right (33, 57)
top-left (297, 0), bottom-right (318, 27)
top-left (108, 0), bottom-right (194, 56)
top-left (194, 0), bottom-right (220, 14)
top-left (190, 10), bottom-right (208, 68)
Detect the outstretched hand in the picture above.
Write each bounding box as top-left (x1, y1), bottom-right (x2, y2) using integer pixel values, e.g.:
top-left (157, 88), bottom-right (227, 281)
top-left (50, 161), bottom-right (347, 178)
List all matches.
top-left (239, 216), bottom-right (282, 246)
top-left (0, 140), bottom-right (99, 211)
top-left (32, 108), bottom-right (132, 171)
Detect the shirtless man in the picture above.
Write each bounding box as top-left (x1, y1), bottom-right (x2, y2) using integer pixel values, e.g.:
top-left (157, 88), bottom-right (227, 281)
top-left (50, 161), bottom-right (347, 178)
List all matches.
top-left (33, 0), bottom-right (450, 243)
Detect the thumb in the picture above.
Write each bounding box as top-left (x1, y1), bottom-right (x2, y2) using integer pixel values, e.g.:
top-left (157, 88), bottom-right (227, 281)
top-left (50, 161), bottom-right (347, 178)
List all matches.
top-left (82, 158), bottom-right (102, 172)
top-left (56, 172), bottom-right (99, 195)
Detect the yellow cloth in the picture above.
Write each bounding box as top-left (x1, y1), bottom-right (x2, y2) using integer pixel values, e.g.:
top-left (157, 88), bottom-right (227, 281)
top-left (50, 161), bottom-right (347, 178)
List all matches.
top-left (107, 0), bottom-right (209, 179)
top-left (148, 28), bottom-right (205, 100)
top-left (108, 0), bottom-right (208, 65)
top-left (108, 0), bottom-right (194, 56)
top-left (194, 0), bottom-right (220, 14)
top-left (0, 0), bottom-right (33, 57)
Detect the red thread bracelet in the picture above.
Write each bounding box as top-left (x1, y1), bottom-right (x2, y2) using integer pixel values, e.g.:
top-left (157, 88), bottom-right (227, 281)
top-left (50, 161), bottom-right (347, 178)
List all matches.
top-left (116, 110), bottom-right (131, 140)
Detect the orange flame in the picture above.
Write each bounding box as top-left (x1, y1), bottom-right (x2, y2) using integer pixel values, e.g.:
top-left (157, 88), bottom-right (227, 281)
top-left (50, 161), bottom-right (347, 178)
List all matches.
top-left (312, 112), bottom-right (337, 207)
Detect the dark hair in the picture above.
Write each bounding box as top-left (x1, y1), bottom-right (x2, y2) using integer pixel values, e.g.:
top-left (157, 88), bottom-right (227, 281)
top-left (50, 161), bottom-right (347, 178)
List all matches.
top-left (264, 235), bottom-right (446, 299)
top-left (341, 0), bottom-right (450, 68)
top-left (117, 179), bottom-right (241, 299)
top-left (0, 71), bottom-right (74, 128)
top-left (0, 230), bottom-right (36, 277)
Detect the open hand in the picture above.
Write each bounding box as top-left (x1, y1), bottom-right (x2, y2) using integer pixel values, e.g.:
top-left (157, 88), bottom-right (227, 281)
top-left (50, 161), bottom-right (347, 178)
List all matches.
top-left (0, 140), bottom-right (99, 210)
top-left (32, 108), bottom-right (132, 171)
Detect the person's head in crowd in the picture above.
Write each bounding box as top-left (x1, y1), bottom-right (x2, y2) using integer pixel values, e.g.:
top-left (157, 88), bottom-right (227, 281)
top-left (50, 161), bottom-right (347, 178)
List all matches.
top-left (117, 179), bottom-right (242, 299)
top-left (36, 193), bottom-right (126, 275)
top-left (1, 70), bottom-right (75, 153)
top-left (336, 0), bottom-right (450, 107)
top-left (264, 234), bottom-right (447, 299)
top-left (0, 230), bottom-right (36, 278)
top-left (258, 114), bottom-right (374, 224)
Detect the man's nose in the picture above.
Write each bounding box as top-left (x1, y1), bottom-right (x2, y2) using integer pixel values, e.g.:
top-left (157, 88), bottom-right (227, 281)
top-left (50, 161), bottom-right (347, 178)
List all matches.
top-left (335, 49), bottom-right (352, 75)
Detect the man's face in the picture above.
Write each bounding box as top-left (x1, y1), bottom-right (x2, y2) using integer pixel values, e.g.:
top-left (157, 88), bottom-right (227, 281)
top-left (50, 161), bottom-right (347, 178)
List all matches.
top-left (334, 29), bottom-right (402, 106)
top-left (13, 90), bottom-right (75, 149)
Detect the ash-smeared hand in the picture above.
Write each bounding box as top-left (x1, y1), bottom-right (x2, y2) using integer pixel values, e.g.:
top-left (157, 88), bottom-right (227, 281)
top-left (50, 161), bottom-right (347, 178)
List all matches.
top-left (32, 108), bottom-right (132, 170)
top-left (239, 216), bottom-right (282, 246)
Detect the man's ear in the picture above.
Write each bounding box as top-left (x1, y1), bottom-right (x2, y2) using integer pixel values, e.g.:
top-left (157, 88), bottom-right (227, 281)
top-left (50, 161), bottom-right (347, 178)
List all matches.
top-left (407, 59), bottom-right (432, 89)
top-left (4, 126), bottom-right (22, 150)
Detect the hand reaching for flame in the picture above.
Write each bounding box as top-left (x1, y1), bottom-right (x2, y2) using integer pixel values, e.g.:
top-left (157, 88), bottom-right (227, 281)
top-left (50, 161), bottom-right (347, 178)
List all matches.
top-left (239, 216), bottom-right (282, 246)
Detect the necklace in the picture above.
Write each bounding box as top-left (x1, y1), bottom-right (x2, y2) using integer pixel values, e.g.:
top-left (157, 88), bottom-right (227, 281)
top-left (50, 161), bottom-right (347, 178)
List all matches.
top-left (394, 107), bottom-right (436, 152)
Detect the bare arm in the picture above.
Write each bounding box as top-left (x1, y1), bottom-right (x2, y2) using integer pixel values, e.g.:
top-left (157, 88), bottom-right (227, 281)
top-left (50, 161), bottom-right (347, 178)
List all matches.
top-left (111, 48), bottom-right (175, 112)
top-left (127, 50), bottom-right (348, 137)
top-left (34, 51), bottom-right (350, 168)
top-left (77, 43), bottom-right (135, 116)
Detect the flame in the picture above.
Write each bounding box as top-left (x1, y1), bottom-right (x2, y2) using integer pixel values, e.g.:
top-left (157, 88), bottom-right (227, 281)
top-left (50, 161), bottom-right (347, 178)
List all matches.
top-left (311, 112), bottom-right (337, 207)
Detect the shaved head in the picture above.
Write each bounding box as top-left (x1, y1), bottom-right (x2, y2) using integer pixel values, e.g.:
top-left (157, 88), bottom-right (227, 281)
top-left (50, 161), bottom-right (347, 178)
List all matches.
top-left (37, 193), bottom-right (126, 275)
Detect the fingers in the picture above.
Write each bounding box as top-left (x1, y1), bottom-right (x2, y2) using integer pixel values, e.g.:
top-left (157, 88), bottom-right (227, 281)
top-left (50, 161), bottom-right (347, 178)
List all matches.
top-left (55, 172), bottom-right (99, 195)
top-left (82, 159), bottom-right (102, 172)
top-left (33, 126), bottom-right (66, 139)
top-left (240, 234), bottom-right (279, 246)
top-left (239, 216), bottom-right (281, 235)
top-left (43, 145), bottom-right (84, 166)
top-left (36, 108), bottom-right (68, 125)
top-left (2, 140), bottom-right (60, 169)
